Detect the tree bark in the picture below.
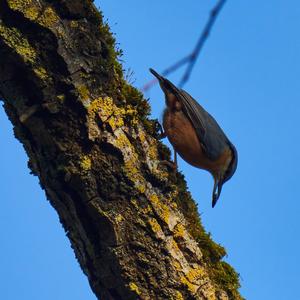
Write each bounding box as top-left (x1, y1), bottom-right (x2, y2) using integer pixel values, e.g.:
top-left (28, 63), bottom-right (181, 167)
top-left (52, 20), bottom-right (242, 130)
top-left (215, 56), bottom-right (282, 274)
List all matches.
top-left (0, 1), bottom-right (242, 299)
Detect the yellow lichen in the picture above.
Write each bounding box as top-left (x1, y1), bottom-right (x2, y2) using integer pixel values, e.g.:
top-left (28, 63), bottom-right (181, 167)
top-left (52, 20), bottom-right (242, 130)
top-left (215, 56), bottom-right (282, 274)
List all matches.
top-left (7, 0), bottom-right (32, 11)
top-left (33, 66), bottom-right (50, 81)
top-left (70, 20), bottom-right (78, 28)
top-left (88, 97), bottom-right (139, 130)
top-left (137, 126), bottom-right (168, 180)
top-left (174, 291), bottom-right (184, 300)
top-left (180, 266), bottom-right (207, 294)
top-left (57, 94), bottom-right (65, 102)
top-left (148, 142), bottom-right (159, 161)
top-left (173, 223), bottom-right (186, 239)
top-left (142, 205), bottom-right (152, 214)
top-left (148, 218), bottom-right (162, 234)
top-left (115, 214), bottom-right (124, 223)
top-left (186, 266), bottom-right (205, 283)
top-left (170, 201), bottom-right (178, 209)
top-left (109, 115), bottom-right (124, 130)
top-left (129, 282), bottom-right (141, 295)
top-left (78, 85), bottom-right (90, 102)
top-left (112, 131), bottom-right (146, 193)
top-left (80, 72), bottom-right (90, 79)
top-left (0, 23), bottom-right (36, 63)
top-left (99, 97), bottom-right (124, 130)
top-left (130, 198), bottom-right (139, 208)
top-left (137, 255), bottom-right (150, 265)
top-left (23, 5), bottom-right (40, 20)
top-left (138, 129), bottom-right (146, 143)
top-left (0, 22), bottom-right (51, 83)
top-left (180, 276), bottom-right (198, 294)
top-left (7, 1), bottom-right (59, 28)
top-left (38, 7), bottom-right (59, 27)
top-left (87, 97), bottom-right (102, 115)
top-left (125, 104), bottom-right (139, 125)
top-left (149, 194), bottom-right (170, 224)
top-left (138, 128), bottom-right (159, 161)
top-left (123, 158), bottom-right (145, 193)
top-left (173, 261), bottom-right (182, 271)
top-left (56, 27), bottom-right (66, 39)
top-left (171, 239), bottom-right (180, 253)
top-left (80, 155), bottom-right (92, 171)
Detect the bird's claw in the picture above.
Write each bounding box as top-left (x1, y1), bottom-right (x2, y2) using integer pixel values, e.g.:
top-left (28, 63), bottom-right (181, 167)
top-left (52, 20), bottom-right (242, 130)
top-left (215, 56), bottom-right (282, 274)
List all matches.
top-left (154, 120), bottom-right (166, 139)
top-left (159, 160), bottom-right (177, 172)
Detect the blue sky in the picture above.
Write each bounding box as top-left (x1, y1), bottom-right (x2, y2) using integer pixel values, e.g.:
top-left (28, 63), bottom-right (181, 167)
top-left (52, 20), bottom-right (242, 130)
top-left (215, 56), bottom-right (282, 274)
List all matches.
top-left (1, 1), bottom-right (300, 299)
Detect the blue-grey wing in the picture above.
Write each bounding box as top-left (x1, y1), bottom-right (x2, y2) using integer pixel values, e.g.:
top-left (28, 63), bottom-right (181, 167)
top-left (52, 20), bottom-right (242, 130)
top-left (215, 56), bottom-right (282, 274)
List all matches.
top-left (176, 90), bottom-right (229, 161)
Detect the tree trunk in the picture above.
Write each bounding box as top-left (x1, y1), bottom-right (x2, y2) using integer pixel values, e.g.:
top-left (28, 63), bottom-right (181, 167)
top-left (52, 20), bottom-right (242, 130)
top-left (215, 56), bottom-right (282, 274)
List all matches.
top-left (0, 1), bottom-right (242, 299)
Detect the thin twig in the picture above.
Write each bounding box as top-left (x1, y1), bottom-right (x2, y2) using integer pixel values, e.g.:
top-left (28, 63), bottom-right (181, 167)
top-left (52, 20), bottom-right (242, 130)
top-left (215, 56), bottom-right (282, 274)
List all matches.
top-left (142, 0), bottom-right (227, 91)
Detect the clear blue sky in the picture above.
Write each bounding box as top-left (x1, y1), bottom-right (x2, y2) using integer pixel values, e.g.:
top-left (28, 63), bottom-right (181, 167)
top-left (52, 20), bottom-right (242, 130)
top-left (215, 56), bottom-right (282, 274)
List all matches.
top-left (1, 1), bottom-right (299, 299)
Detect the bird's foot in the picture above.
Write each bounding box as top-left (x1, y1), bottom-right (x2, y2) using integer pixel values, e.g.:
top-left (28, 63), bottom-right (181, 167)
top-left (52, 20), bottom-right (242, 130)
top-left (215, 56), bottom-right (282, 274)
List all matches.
top-left (159, 160), bottom-right (177, 172)
top-left (154, 120), bottom-right (167, 140)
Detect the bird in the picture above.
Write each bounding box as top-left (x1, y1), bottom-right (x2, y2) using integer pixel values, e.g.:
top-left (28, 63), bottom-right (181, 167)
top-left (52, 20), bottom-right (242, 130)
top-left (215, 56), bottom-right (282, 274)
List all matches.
top-left (150, 68), bottom-right (237, 207)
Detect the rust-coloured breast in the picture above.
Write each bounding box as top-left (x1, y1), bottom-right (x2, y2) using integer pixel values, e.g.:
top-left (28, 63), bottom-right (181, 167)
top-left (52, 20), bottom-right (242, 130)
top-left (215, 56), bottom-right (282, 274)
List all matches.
top-left (163, 109), bottom-right (231, 175)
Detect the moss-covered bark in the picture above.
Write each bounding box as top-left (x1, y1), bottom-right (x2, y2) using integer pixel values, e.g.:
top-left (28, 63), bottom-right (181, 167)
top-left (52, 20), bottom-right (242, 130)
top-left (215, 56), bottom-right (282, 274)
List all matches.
top-left (0, 0), bottom-right (242, 299)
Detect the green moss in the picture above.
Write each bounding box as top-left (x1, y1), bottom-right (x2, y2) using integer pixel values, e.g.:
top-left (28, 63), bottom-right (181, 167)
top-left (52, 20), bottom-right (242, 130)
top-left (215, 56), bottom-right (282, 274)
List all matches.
top-left (211, 262), bottom-right (242, 299)
top-left (97, 13), bottom-right (148, 128)
top-left (80, 10), bottom-right (242, 298)
top-left (171, 172), bottom-right (241, 297)
top-left (98, 19), bottom-right (123, 80)
top-left (121, 83), bottom-right (151, 119)
top-left (196, 232), bottom-right (226, 262)
top-left (95, 15), bottom-right (241, 296)
top-left (98, 21), bottom-right (120, 55)
top-left (95, 12), bottom-right (154, 132)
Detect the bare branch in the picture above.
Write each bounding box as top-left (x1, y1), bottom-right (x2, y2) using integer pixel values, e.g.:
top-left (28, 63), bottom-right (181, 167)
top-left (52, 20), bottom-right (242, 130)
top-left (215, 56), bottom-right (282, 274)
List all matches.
top-left (142, 0), bottom-right (227, 91)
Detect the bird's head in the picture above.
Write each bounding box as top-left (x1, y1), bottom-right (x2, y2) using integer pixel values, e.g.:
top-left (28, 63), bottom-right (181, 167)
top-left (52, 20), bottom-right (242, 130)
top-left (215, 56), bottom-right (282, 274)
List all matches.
top-left (149, 68), bottom-right (177, 100)
top-left (149, 68), bottom-right (182, 111)
top-left (212, 144), bottom-right (238, 207)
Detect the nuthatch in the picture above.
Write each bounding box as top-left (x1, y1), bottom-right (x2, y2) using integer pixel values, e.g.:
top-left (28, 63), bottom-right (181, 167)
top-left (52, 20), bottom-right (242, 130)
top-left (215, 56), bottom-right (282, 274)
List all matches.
top-left (150, 68), bottom-right (237, 207)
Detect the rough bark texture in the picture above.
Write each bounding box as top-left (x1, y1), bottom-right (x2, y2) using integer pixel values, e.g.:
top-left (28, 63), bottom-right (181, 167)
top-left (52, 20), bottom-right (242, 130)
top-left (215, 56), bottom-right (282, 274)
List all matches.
top-left (0, 1), bottom-right (242, 299)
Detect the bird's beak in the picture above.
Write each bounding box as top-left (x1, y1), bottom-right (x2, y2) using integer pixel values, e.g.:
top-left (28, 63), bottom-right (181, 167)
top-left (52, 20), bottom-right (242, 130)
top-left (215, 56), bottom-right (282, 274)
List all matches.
top-left (150, 68), bottom-right (170, 98)
top-left (212, 178), bottom-right (223, 208)
top-left (149, 68), bottom-right (163, 81)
